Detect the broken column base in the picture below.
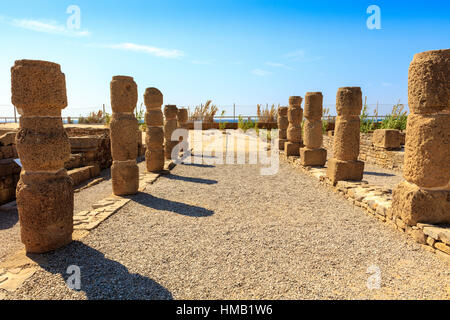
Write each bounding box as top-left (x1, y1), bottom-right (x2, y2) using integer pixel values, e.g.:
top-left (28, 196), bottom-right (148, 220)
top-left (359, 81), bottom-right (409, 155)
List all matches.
top-left (111, 160), bottom-right (139, 196)
top-left (146, 149), bottom-right (165, 173)
top-left (326, 158), bottom-right (364, 184)
top-left (391, 181), bottom-right (450, 226)
top-left (284, 142), bottom-right (302, 156)
top-left (16, 169), bottom-right (74, 253)
top-left (300, 148), bottom-right (327, 166)
top-left (278, 139), bottom-right (288, 150)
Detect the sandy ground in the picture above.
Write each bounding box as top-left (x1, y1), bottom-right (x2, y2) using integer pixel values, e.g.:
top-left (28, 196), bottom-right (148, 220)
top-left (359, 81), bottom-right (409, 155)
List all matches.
top-left (1, 131), bottom-right (449, 300)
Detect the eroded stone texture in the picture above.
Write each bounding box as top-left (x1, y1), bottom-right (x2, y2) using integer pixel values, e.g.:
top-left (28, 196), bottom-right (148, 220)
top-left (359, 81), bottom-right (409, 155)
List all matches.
top-left (111, 160), bottom-right (139, 196)
top-left (301, 92), bottom-right (326, 166)
top-left (144, 88), bottom-right (165, 172)
top-left (277, 106), bottom-right (288, 150)
top-left (408, 49), bottom-right (450, 114)
top-left (392, 49), bottom-right (450, 226)
top-left (164, 105), bottom-right (179, 159)
top-left (11, 60), bottom-right (73, 253)
top-left (327, 87), bottom-right (364, 183)
top-left (110, 76), bottom-right (138, 113)
top-left (110, 76), bottom-right (139, 195)
top-left (403, 113), bottom-right (450, 189)
top-left (285, 97), bottom-right (303, 156)
top-left (392, 181), bottom-right (450, 226)
top-left (372, 129), bottom-right (401, 150)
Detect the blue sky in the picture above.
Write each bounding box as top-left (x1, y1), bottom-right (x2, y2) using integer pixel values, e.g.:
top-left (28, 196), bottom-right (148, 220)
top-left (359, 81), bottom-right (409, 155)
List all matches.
top-left (0, 0), bottom-right (448, 117)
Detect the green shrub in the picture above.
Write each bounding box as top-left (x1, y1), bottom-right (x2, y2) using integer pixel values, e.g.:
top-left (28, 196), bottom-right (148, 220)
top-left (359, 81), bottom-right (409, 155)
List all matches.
top-left (380, 101), bottom-right (408, 130)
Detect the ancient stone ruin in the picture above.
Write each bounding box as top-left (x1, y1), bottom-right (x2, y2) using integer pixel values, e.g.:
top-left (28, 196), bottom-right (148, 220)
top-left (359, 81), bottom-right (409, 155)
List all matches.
top-left (327, 87), bottom-right (364, 184)
top-left (110, 76), bottom-right (139, 195)
top-left (285, 96), bottom-right (303, 156)
top-left (164, 105), bottom-right (178, 160)
top-left (372, 129), bottom-right (401, 150)
top-left (392, 49), bottom-right (450, 226)
top-left (300, 92), bottom-right (327, 166)
top-left (277, 107), bottom-right (288, 150)
top-left (144, 88), bottom-right (165, 173)
top-left (11, 60), bottom-right (73, 253)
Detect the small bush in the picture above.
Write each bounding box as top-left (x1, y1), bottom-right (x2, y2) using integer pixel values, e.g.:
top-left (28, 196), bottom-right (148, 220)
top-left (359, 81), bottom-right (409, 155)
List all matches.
top-left (380, 101), bottom-right (408, 130)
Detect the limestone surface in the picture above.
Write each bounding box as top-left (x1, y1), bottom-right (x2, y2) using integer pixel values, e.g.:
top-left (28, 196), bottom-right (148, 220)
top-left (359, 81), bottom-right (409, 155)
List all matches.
top-left (110, 76), bottom-right (138, 113)
top-left (372, 129), bottom-right (401, 149)
top-left (144, 87), bottom-right (165, 172)
top-left (111, 160), bottom-right (139, 196)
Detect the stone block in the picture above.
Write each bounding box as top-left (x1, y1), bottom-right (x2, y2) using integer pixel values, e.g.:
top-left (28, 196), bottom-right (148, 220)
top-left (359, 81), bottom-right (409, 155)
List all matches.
top-left (0, 132), bottom-right (16, 146)
top-left (303, 120), bottom-right (323, 149)
top-left (11, 60), bottom-right (67, 116)
top-left (408, 49), bottom-right (450, 114)
top-left (372, 129), bottom-right (401, 149)
top-left (304, 92), bottom-right (323, 120)
top-left (278, 107), bottom-right (288, 117)
top-left (289, 96), bottom-right (302, 107)
top-left (287, 125), bottom-right (302, 143)
top-left (391, 181), bottom-right (450, 226)
top-left (16, 170), bottom-right (73, 253)
top-left (333, 116), bottom-right (360, 161)
top-left (300, 148), bottom-right (327, 166)
top-left (278, 139), bottom-right (288, 150)
top-left (109, 114), bottom-right (138, 161)
top-left (146, 149), bottom-right (165, 172)
top-left (164, 105), bottom-right (178, 119)
top-left (403, 113), bottom-right (450, 189)
top-left (164, 119), bottom-right (178, 141)
top-left (326, 158), bottom-right (364, 184)
top-left (287, 108), bottom-right (303, 126)
top-left (144, 87), bottom-right (163, 109)
top-left (110, 76), bottom-right (138, 113)
top-left (277, 117), bottom-right (289, 130)
top-left (177, 108), bottom-right (189, 124)
top-left (165, 141), bottom-right (179, 159)
top-left (285, 142), bottom-right (301, 157)
top-left (279, 129), bottom-right (287, 140)
top-left (111, 160), bottom-right (139, 196)
top-left (336, 87), bottom-right (362, 116)
top-left (145, 110), bottom-right (164, 127)
top-left (145, 127), bottom-right (164, 149)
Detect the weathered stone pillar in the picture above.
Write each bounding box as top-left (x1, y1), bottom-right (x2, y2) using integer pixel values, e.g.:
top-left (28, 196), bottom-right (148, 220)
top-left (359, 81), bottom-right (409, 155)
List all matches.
top-left (110, 76), bottom-right (139, 195)
top-left (392, 49), bottom-right (450, 226)
top-left (285, 96), bottom-right (303, 156)
top-left (11, 60), bottom-right (73, 253)
top-left (277, 107), bottom-right (288, 150)
top-left (144, 88), bottom-right (164, 173)
top-left (300, 92), bottom-right (327, 166)
top-left (327, 87), bottom-right (364, 184)
top-left (164, 105), bottom-right (178, 159)
top-left (177, 108), bottom-right (188, 129)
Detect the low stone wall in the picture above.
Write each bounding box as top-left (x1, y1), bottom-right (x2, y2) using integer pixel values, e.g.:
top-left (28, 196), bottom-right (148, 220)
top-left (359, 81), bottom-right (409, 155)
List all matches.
top-left (0, 126), bottom-right (117, 205)
top-left (323, 132), bottom-right (405, 171)
top-left (283, 154), bottom-right (450, 264)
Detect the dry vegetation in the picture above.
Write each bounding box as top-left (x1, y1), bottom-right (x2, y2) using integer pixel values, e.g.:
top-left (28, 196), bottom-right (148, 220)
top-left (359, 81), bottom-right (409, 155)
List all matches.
top-left (188, 100), bottom-right (218, 122)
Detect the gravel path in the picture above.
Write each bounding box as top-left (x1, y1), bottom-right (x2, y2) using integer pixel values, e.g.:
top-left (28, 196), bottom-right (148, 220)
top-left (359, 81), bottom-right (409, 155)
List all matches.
top-left (0, 160), bottom-right (146, 263)
top-left (4, 152), bottom-right (449, 299)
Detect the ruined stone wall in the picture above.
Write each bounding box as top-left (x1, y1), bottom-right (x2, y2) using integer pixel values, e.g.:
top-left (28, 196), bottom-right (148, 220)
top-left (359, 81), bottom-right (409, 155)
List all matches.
top-left (323, 132), bottom-right (405, 171)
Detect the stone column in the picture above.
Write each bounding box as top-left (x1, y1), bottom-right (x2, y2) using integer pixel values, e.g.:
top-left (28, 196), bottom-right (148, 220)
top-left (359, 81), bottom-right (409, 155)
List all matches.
top-left (110, 76), bottom-right (139, 195)
top-left (392, 49), bottom-right (450, 226)
top-left (285, 96), bottom-right (303, 156)
top-left (144, 88), bottom-right (164, 173)
top-left (300, 92), bottom-right (327, 166)
top-left (164, 105), bottom-right (178, 160)
top-left (11, 60), bottom-right (73, 253)
top-left (327, 87), bottom-right (364, 184)
top-left (177, 108), bottom-right (188, 129)
top-left (277, 107), bottom-right (288, 150)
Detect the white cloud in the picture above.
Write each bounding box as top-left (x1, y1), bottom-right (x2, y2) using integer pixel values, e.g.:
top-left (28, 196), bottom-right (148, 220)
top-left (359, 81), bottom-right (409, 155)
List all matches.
top-left (283, 50), bottom-right (305, 61)
top-left (252, 69), bottom-right (271, 76)
top-left (265, 61), bottom-right (293, 70)
top-left (10, 18), bottom-right (90, 37)
top-left (104, 42), bottom-right (184, 59)
top-left (381, 82), bottom-right (392, 87)
top-left (191, 59), bottom-right (215, 65)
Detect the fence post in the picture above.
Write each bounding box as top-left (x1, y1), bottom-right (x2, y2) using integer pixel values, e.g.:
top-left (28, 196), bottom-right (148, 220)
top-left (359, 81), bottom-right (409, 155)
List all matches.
top-left (13, 105), bottom-right (17, 123)
top-left (233, 103), bottom-right (235, 122)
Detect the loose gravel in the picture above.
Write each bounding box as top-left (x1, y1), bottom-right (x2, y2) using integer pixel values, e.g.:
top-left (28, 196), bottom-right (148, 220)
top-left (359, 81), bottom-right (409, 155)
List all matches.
top-left (3, 156), bottom-right (449, 300)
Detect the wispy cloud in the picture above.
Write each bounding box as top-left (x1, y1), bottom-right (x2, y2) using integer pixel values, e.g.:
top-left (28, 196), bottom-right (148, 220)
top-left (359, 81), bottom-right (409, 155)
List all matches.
top-left (283, 50), bottom-right (322, 63)
top-left (191, 59), bottom-right (215, 65)
top-left (6, 17), bottom-right (90, 37)
top-left (283, 50), bottom-right (305, 61)
top-left (98, 42), bottom-right (184, 59)
top-left (252, 68), bottom-right (271, 77)
top-left (381, 82), bottom-right (392, 87)
top-left (265, 61), bottom-right (293, 70)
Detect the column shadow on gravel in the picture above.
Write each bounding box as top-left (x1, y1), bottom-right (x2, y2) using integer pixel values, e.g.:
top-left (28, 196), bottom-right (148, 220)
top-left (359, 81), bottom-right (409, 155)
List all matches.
top-left (132, 192), bottom-right (214, 217)
top-left (0, 209), bottom-right (18, 230)
top-left (28, 241), bottom-right (173, 300)
top-left (364, 171), bottom-right (396, 177)
top-left (163, 174), bottom-right (218, 185)
top-left (180, 163), bottom-right (216, 168)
